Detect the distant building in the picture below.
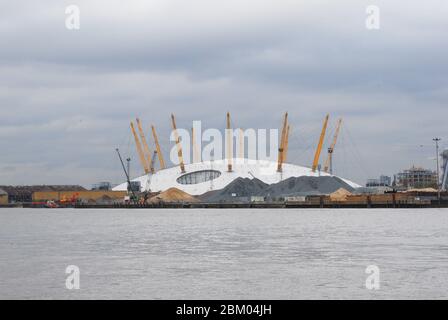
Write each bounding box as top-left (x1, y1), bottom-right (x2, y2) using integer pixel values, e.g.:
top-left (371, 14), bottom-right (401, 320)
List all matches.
top-left (394, 166), bottom-right (438, 190)
top-left (92, 182), bottom-right (112, 191)
top-left (366, 175), bottom-right (391, 187)
top-left (0, 189), bottom-right (8, 205)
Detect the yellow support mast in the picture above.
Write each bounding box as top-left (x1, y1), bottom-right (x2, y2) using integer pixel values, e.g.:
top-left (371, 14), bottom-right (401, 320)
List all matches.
top-left (171, 114), bottom-right (186, 173)
top-left (136, 118), bottom-right (154, 174)
top-left (130, 121), bottom-right (150, 174)
top-left (277, 112), bottom-right (288, 172)
top-left (283, 124), bottom-right (290, 163)
top-left (323, 118), bottom-right (342, 174)
top-left (151, 125), bottom-right (166, 170)
top-left (312, 114), bottom-right (330, 172)
top-left (226, 112), bottom-right (233, 172)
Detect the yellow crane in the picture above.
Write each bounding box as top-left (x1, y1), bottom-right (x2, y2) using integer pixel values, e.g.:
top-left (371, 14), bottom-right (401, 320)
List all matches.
top-left (226, 112), bottom-right (233, 172)
top-left (312, 114), bottom-right (330, 172)
top-left (130, 121), bottom-right (150, 174)
top-left (136, 118), bottom-right (154, 174)
top-left (171, 114), bottom-right (186, 173)
top-left (277, 112), bottom-right (288, 172)
top-left (323, 118), bottom-right (342, 174)
top-left (151, 125), bottom-right (166, 170)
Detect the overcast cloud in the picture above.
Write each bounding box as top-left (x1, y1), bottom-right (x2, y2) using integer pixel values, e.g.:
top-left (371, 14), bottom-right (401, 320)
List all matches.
top-left (0, 0), bottom-right (447, 187)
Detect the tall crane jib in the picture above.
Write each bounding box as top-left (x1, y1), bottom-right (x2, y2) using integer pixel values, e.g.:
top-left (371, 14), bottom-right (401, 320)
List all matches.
top-left (323, 118), bottom-right (343, 174)
top-left (115, 148), bottom-right (137, 202)
top-left (312, 114), bottom-right (330, 172)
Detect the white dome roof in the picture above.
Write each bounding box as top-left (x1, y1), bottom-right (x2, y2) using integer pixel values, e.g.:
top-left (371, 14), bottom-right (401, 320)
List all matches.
top-left (113, 158), bottom-right (360, 195)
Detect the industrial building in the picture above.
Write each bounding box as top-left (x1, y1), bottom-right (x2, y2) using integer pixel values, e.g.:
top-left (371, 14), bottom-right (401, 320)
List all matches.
top-left (394, 166), bottom-right (438, 190)
top-left (113, 112), bottom-right (361, 196)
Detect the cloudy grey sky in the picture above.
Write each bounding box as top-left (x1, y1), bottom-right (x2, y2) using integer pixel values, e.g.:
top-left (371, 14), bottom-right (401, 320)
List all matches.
top-left (0, 0), bottom-right (447, 187)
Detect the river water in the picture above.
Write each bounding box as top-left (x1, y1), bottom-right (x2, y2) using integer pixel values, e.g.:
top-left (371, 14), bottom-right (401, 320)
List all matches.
top-left (0, 208), bottom-right (447, 299)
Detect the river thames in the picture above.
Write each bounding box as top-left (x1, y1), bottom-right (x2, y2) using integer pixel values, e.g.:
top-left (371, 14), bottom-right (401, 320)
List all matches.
top-left (1, 208), bottom-right (447, 299)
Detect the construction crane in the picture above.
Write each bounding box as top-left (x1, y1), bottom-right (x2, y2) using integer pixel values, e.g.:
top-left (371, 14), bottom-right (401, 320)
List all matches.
top-left (226, 112), bottom-right (233, 172)
top-left (323, 118), bottom-right (342, 174)
top-left (136, 118), bottom-right (154, 174)
top-left (115, 148), bottom-right (137, 202)
top-left (312, 114), bottom-right (330, 172)
top-left (151, 125), bottom-right (166, 170)
top-left (130, 121), bottom-right (150, 174)
top-left (171, 114), bottom-right (186, 173)
top-left (277, 112), bottom-right (288, 172)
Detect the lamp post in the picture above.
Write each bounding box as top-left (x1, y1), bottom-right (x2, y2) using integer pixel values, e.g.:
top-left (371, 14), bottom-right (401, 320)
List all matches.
top-left (433, 138), bottom-right (441, 205)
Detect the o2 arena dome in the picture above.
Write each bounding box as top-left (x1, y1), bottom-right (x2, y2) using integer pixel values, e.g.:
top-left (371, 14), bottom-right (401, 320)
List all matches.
top-left (113, 158), bottom-right (360, 195)
top-left (113, 113), bottom-right (361, 195)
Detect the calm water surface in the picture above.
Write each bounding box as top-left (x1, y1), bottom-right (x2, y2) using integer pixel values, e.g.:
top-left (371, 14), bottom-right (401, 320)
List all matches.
top-left (0, 208), bottom-right (447, 299)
